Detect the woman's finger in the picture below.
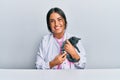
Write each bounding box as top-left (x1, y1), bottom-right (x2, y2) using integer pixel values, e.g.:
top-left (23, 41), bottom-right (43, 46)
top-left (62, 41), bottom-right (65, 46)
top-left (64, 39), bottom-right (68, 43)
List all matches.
top-left (66, 40), bottom-right (70, 44)
top-left (61, 52), bottom-right (67, 58)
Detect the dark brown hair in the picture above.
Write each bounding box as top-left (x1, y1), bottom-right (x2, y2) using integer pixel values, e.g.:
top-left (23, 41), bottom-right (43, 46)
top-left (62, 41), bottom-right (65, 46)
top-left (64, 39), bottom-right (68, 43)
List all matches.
top-left (46, 7), bottom-right (67, 32)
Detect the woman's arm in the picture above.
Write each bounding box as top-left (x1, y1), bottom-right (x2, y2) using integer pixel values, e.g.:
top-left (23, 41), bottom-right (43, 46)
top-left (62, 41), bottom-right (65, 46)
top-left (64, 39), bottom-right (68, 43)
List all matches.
top-left (64, 39), bottom-right (86, 69)
top-left (74, 40), bottom-right (86, 69)
top-left (35, 38), bottom-right (50, 69)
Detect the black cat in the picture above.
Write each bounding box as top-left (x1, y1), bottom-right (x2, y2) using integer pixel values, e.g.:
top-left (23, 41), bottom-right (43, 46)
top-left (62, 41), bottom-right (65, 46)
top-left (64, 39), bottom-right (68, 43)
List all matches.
top-left (61, 36), bottom-right (81, 62)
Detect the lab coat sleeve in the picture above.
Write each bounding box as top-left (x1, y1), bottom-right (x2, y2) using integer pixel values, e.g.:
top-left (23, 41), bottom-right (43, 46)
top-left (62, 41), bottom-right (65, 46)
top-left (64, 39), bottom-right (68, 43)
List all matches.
top-left (74, 40), bottom-right (86, 69)
top-left (35, 38), bottom-right (50, 69)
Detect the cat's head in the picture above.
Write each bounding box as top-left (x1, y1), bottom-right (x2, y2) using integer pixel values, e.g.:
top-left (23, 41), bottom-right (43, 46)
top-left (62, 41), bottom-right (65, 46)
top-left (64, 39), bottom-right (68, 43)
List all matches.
top-left (69, 36), bottom-right (81, 45)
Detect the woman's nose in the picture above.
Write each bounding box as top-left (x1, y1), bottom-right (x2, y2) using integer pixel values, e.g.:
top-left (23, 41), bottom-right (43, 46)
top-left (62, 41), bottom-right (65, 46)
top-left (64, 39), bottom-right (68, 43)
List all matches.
top-left (55, 20), bottom-right (59, 26)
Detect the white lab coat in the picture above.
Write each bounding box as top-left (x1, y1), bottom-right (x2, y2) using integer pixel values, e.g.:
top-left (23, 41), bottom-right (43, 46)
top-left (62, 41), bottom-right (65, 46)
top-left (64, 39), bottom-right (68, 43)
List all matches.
top-left (36, 32), bottom-right (86, 69)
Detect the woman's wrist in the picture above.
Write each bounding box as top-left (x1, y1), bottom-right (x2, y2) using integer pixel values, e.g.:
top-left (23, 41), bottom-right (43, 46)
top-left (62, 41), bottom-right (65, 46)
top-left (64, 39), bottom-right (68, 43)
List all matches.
top-left (70, 51), bottom-right (80, 61)
top-left (49, 60), bottom-right (56, 69)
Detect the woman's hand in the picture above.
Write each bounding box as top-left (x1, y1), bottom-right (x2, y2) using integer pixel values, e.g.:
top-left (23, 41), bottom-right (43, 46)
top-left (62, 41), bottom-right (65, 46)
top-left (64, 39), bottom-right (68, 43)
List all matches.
top-left (64, 40), bottom-right (80, 61)
top-left (49, 52), bottom-right (67, 69)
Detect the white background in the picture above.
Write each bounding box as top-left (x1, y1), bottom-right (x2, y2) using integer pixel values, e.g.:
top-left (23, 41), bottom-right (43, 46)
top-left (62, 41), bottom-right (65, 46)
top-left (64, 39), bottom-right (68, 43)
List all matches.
top-left (0, 0), bottom-right (120, 69)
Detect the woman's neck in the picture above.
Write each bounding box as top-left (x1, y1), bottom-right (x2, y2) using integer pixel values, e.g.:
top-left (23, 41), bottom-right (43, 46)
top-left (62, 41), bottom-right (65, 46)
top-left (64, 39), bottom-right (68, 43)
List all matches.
top-left (53, 32), bottom-right (65, 39)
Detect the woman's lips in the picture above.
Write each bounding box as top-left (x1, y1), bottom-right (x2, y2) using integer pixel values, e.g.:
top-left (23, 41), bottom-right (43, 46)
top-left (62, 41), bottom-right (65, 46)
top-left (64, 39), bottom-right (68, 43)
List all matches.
top-left (55, 26), bottom-right (61, 30)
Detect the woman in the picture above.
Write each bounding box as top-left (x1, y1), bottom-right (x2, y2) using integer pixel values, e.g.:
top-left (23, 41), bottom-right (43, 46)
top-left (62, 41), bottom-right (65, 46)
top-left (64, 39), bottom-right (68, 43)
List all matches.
top-left (36, 7), bottom-right (86, 69)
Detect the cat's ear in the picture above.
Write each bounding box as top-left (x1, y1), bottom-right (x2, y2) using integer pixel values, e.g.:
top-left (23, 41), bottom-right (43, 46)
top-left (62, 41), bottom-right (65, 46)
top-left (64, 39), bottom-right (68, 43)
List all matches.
top-left (78, 38), bottom-right (81, 40)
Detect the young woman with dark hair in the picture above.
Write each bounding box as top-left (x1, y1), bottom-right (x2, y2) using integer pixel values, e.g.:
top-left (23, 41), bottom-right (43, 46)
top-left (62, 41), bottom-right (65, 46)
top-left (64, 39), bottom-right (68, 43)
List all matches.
top-left (36, 7), bottom-right (86, 69)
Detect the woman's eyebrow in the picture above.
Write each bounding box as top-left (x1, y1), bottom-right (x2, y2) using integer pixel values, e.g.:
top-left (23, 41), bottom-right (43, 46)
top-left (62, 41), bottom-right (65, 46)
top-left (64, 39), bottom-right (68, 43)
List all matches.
top-left (50, 17), bottom-right (63, 21)
top-left (57, 17), bottom-right (63, 19)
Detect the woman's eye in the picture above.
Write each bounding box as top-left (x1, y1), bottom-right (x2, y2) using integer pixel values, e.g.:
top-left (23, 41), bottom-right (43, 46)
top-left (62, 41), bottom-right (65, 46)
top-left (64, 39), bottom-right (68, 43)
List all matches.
top-left (58, 19), bottom-right (62, 21)
top-left (50, 20), bottom-right (54, 23)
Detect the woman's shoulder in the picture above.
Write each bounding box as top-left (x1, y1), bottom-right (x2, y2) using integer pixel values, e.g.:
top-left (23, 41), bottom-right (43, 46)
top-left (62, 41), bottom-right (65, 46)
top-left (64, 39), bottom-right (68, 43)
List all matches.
top-left (39, 33), bottom-right (53, 46)
top-left (40, 33), bottom-right (54, 45)
top-left (41, 33), bottom-right (52, 40)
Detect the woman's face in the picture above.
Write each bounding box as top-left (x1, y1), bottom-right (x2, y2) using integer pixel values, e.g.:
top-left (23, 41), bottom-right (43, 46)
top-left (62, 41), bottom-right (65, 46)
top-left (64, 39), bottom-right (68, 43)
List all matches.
top-left (49, 12), bottom-right (66, 35)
